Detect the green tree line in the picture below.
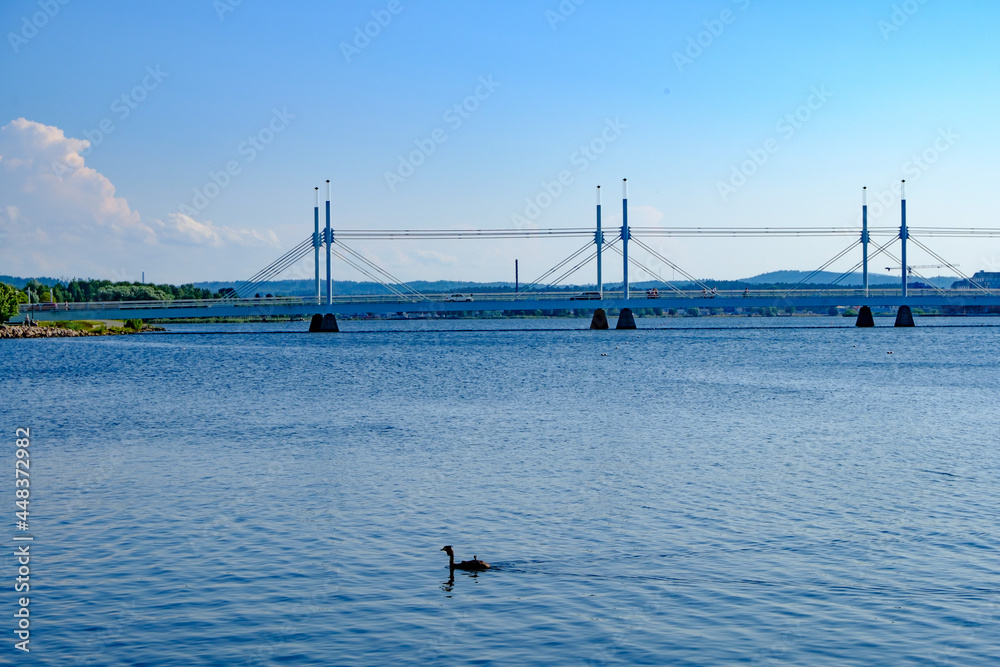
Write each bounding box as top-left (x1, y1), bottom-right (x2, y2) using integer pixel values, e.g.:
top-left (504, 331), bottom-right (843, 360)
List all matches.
top-left (18, 279), bottom-right (228, 303)
top-left (3, 279), bottom-right (236, 322)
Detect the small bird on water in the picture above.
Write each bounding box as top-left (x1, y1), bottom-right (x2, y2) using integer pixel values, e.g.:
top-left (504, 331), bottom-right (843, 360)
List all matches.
top-left (440, 546), bottom-right (490, 571)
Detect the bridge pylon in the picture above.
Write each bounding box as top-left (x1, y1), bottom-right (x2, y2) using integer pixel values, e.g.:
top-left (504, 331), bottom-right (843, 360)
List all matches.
top-left (862, 187), bottom-right (869, 297)
top-left (326, 180), bottom-right (333, 306)
top-left (314, 187), bottom-right (321, 305)
top-left (900, 180), bottom-right (908, 299)
top-left (596, 185), bottom-right (603, 297)
top-left (621, 179), bottom-right (630, 300)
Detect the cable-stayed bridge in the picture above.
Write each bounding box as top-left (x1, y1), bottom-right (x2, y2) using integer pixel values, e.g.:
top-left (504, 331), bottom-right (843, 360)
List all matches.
top-left (17, 180), bottom-right (1000, 328)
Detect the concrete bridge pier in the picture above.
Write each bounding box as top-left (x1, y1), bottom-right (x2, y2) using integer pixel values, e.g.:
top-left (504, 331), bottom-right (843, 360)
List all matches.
top-left (309, 313), bottom-right (339, 332)
top-left (590, 308), bottom-right (609, 330)
top-left (322, 313), bottom-right (340, 331)
top-left (855, 306), bottom-right (875, 327)
top-left (894, 305), bottom-right (915, 327)
top-left (616, 308), bottom-right (636, 329)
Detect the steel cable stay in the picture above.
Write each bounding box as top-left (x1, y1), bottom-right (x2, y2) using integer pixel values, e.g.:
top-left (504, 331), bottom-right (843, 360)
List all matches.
top-left (629, 226), bottom-right (900, 237)
top-left (231, 220), bottom-right (997, 303)
top-left (542, 239), bottom-right (622, 290)
top-left (333, 228), bottom-right (594, 240)
top-left (334, 241), bottom-right (431, 301)
top-left (236, 235), bottom-right (432, 303)
top-left (241, 226), bottom-right (1000, 240)
top-left (228, 236), bottom-right (314, 298)
top-left (632, 227), bottom-right (857, 237)
top-left (629, 237), bottom-right (712, 293)
top-left (629, 237), bottom-right (710, 292)
top-left (235, 243), bottom-right (316, 299)
top-left (907, 236), bottom-right (992, 295)
top-left (231, 237), bottom-right (316, 299)
top-left (877, 246), bottom-right (948, 297)
top-left (331, 243), bottom-right (429, 301)
top-left (826, 236), bottom-right (906, 287)
top-left (828, 260), bottom-right (864, 287)
top-left (333, 254), bottom-right (409, 301)
top-left (245, 241), bottom-right (315, 286)
top-left (782, 240), bottom-right (862, 297)
top-left (247, 235), bottom-right (313, 274)
top-left (908, 268), bottom-right (951, 297)
top-left (606, 243), bottom-right (686, 295)
top-left (604, 243), bottom-right (687, 295)
top-left (783, 239), bottom-right (859, 296)
top-left (231, 230), bottom-right (596, 302)
top-left (543, 248), bottom-right (601, 289)
top-left (879, 248), bottom-right (950, 297)
top-left (327, 245), bottom-right (412, 301)
top-left (907, 227), bottom-right (1000, 237)
top-left (238, 236), bottom-right (313, 284)
top-left (330, 246), bottom-right (413, 301)
top-left (518, 240), bottom-right (602, 294)
top-left (234, 238), bottom-right (313, 288)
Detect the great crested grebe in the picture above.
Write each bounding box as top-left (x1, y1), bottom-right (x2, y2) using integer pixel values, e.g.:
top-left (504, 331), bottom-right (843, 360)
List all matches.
top-left (440, 546), bottom-right (490, 571)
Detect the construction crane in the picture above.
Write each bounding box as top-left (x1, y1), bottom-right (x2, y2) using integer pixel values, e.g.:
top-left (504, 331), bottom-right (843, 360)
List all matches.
top-left (884, 264), bottom-right (955, 274)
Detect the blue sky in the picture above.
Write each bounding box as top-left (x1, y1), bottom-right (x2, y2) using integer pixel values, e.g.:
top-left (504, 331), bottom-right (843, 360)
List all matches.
top-left (2, 0), bottom-right (998, 284)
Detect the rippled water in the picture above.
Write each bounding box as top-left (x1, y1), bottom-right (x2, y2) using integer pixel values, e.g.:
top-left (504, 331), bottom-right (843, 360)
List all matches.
top-left (2, 316), bottom-right (999, 665)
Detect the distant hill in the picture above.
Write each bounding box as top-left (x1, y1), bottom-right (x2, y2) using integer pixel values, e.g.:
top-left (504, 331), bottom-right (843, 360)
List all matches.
top-left (739, 271), bottom-right (959, 289)
top-left (0, 275), bottom-right (65, 289)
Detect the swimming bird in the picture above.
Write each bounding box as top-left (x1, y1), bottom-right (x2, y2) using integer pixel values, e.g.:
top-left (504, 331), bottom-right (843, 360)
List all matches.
top-left (441, 546), bottom-right (490, 571)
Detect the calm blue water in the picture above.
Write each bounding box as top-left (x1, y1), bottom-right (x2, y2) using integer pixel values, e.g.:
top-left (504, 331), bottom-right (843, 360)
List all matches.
top-left (2, 316), bottom-right (999, 665)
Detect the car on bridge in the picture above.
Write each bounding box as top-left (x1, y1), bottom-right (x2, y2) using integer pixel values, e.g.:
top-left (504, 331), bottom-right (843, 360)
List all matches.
top-left (570, 292), bottom-right (602, 300)
top-left (445, 294), bottom-right (474, 302)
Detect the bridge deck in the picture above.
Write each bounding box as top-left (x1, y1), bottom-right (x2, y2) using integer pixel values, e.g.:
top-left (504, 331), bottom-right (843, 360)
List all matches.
top-left (12, 290), bottom-right (1000, 322)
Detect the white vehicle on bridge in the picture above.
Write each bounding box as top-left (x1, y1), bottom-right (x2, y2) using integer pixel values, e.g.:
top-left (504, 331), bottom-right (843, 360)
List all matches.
top-left (445, 294), bottom-right (474, 302)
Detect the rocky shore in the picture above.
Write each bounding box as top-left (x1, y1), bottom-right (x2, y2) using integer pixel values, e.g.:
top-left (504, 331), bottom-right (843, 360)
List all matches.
top-left (0, 324), bottom-right (163, 339)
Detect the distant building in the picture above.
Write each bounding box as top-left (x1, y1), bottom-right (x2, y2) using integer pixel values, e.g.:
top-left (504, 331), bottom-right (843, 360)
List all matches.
top-left (951, 271), bottom-right (1000, 289)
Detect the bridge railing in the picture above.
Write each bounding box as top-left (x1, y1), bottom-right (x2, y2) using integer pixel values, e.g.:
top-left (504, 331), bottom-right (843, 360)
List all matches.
top-left (16, 287), bottom-right (994, 314)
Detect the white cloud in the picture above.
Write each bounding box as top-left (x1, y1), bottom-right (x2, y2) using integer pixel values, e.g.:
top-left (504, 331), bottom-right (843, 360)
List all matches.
top-left (151, 212), bottom-right (279, 248)
top-left (0, 118), bottom-right (277, 278)
top-left (411, 248), bottom-right (458, 265)
top-left (630, 205), bottom-right (665, 226)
